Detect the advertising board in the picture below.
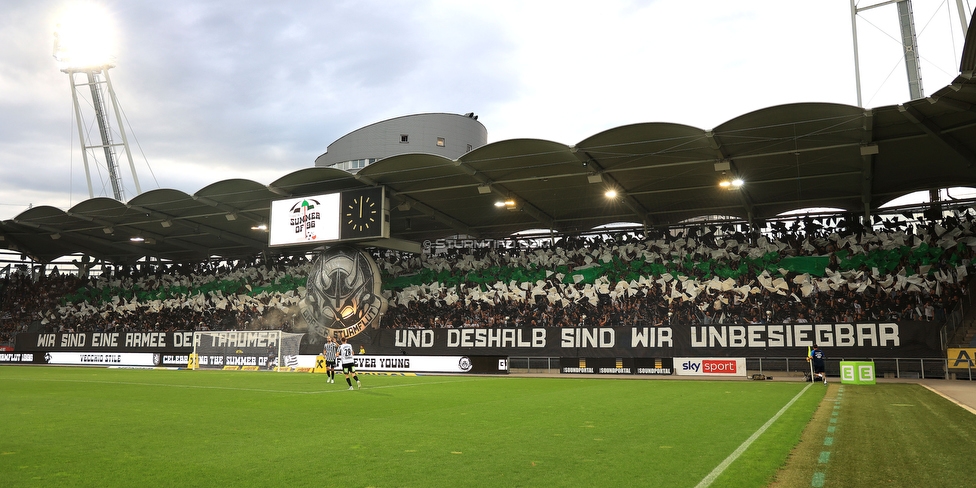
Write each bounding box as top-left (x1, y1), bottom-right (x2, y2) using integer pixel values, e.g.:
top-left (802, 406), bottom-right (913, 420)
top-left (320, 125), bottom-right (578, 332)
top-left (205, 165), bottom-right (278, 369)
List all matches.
top-left (674, 357), bottom-right (747, 377)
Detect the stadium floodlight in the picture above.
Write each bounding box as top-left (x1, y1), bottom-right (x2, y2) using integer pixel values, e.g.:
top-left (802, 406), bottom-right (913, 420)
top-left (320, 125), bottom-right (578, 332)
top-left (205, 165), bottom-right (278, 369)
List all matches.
top-left (52, 2), bottom-right (118, 71)
top-left (605, 189), bottom-right (618, 199)
top-left (53, 1), bottom-right (141, 203)
top-left (719, 174), bottom-right (744, 189)
top-left (495, 199), bottom-right (516, 208)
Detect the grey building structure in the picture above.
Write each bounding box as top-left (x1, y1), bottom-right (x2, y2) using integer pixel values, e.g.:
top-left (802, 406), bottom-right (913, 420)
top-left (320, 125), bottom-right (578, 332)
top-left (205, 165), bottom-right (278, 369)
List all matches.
top-left (314, 112), bottom-right (488, 172)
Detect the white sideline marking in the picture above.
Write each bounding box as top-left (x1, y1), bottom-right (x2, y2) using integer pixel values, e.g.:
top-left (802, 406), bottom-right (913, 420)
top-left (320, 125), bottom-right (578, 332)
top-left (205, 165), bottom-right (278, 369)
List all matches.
top-left (694, 383), bottom-right (813, 488)
top-left (918, 384), bottom-right (976, 416)
top-left (0, 376), bottom-right (473, 395)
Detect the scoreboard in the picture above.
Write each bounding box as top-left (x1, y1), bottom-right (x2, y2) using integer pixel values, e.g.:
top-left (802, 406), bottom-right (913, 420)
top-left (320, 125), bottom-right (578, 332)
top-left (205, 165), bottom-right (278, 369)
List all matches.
top-left (269, 187), bottom-right (388, 247)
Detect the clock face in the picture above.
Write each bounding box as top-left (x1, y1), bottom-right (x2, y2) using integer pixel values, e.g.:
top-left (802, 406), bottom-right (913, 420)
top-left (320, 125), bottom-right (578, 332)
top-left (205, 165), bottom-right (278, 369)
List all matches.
top-left (340, 188), bottom-right (384, 240)
top-left (345, 195), bottom-right (377, 232)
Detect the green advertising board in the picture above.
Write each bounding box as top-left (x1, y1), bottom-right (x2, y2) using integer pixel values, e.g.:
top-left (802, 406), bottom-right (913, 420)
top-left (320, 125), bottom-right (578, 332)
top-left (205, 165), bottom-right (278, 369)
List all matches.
top-left (840, 361), bottom-right (876, 385)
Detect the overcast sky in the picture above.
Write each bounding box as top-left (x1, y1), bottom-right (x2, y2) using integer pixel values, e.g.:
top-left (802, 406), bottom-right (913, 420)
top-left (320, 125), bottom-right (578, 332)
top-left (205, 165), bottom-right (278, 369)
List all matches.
top-left (0, 0), bottom-right (970, 220)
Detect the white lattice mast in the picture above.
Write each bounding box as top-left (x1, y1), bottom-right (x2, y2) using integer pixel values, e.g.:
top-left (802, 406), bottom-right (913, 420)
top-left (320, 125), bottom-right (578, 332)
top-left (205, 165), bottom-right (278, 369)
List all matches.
top-left (53, 3), bottom-right (141, 201)
top-left (850, 0), bottom-right (973, 107)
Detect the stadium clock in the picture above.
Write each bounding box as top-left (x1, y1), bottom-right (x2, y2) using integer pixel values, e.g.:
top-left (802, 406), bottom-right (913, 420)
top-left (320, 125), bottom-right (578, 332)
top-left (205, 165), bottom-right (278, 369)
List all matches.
top-left (340, 187), bottom-right (385, 240)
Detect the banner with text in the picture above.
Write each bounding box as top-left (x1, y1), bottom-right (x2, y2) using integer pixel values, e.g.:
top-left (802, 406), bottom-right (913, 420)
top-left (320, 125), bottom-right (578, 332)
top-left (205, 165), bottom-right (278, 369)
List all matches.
top-left (358, 322), bottom-right (940, 358)
top-left (13, 322), bottom-right (942, 359)
top-left (352, 355), bottom-right (508, 374)
top-left (15, 331), bottom-right (196, 352)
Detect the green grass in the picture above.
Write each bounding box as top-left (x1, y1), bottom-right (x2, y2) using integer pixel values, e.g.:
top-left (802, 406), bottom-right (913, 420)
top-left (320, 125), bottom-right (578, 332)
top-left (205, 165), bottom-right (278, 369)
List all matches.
top-left (9, 368), bottom-right (976, 488)
top-left (1, 367), bottom-right (823, 487)
top-left (814, 383), bottom-right (976, 487)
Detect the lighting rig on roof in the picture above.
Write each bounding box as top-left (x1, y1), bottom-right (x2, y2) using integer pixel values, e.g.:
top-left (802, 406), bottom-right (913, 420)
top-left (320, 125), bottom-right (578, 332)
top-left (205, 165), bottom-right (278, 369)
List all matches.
top-left (714, 160), bottom-right (744, 190)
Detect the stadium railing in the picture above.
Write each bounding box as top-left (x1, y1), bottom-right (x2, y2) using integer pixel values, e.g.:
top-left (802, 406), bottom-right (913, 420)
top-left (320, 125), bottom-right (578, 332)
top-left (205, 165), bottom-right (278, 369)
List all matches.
top-left (748, 357), bottom-right (973, 381)
top-left (508, 356), bottom-right (973, 380)
top-left (941, 274), bottom-right (976, 348)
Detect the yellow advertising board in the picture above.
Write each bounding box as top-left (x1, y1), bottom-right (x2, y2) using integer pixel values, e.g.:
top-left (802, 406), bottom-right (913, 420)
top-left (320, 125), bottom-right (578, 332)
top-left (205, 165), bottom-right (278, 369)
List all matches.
top-left (947, 348), bottom-right (976, 368)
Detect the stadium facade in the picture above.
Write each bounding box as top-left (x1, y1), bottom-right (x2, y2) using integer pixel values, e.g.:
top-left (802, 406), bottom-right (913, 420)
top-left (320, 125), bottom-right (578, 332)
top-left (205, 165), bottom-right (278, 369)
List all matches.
top-left (314, 112), bottom-right (487, 173)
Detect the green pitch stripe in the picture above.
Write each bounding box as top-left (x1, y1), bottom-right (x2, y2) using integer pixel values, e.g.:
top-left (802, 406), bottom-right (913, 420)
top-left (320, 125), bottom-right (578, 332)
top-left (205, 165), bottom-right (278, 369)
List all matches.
top-left (812, 386), bottom-right (843, 486)
top-left (694, 383), bottom-right (813, 488)
top-left (812, 472), bottom-right (826, 487)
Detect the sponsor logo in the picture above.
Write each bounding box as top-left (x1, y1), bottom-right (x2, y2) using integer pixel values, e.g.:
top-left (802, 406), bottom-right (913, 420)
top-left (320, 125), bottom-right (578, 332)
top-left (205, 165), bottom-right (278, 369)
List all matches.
top-left (678, 358), bottom-right (744, 376)
top-left (948, 348), bottom-right (976, 368)
top-left (459, 357), bottom-right (472, 372)
top-left (702, 359), bottom-right (738, 374)
top-left (598, 368), bottom-right (632, 374)
top-left (636, 368), bottom-right (672, 375)
top-left (561, 367), bottom-right (594, 373)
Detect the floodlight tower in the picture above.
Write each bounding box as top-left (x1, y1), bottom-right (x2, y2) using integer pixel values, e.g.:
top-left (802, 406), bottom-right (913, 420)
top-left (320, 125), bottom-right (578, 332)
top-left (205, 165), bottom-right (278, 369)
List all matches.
top-left (53, 5), bottom-right (141, 201)
top-left (850, 0), bottom-right (973, 106)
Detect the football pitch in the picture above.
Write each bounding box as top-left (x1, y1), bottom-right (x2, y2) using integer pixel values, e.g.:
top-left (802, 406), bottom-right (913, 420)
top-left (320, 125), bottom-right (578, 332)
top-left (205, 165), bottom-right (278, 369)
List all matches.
top-left (2, 367), bottom-right (974, 487)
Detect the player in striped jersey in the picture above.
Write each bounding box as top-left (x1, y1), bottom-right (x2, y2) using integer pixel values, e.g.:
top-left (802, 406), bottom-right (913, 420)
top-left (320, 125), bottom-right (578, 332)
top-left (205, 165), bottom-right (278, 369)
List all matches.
top-left (322, 335), bottom-right (339, 383)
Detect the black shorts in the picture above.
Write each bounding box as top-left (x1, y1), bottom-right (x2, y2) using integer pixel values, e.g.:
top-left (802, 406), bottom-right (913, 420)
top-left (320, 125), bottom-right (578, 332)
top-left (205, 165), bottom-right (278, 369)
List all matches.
top-left (342, 362), bottom-right (356, 374)
top-left (812, 360), bottom-right (825, 374)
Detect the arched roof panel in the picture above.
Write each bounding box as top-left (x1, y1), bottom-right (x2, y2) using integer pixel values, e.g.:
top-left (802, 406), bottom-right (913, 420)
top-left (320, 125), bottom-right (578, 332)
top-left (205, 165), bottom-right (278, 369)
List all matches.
top-left (359, 153), bottom-right (468, 193)
top-left (460, 139), bottom-right (579, 181)
top-left (269, 167), bottom-right (361, 197)
top-left (8, 14), bottom-right (976, 262)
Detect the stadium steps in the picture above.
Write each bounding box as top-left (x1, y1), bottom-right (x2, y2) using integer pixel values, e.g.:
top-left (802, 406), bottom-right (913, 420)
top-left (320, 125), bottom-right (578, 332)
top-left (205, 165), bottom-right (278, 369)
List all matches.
top-left (947, 317), bottom-right (976, 347)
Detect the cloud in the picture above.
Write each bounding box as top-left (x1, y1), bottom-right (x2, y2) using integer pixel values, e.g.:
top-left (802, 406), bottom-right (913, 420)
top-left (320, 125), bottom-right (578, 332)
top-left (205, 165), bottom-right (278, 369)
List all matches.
top-left (0, 0), bottom-right (968, 222)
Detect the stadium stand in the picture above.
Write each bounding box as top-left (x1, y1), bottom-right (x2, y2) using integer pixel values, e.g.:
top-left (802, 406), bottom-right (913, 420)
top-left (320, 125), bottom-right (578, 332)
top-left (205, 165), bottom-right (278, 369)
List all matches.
top-left (1, 209), bottom-right (973, 344)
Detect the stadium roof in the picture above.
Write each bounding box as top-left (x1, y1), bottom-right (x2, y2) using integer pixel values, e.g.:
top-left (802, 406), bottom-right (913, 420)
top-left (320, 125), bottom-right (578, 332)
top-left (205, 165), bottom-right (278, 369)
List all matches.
top-left (5, 21), bottom-right (976, 264)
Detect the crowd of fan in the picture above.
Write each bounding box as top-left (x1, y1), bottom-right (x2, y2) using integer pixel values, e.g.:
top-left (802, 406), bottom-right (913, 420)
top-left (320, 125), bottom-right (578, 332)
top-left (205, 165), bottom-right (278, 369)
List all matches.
top-left (0, 258), bottom-right (304, 341)
top-left (1, 212), bottom-right (975, 344)
top-left (377, 215), bottom-right (974, 329)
